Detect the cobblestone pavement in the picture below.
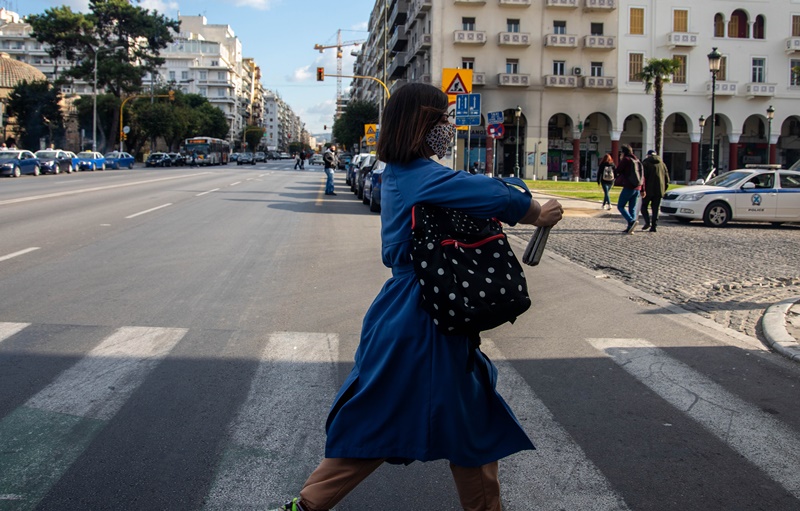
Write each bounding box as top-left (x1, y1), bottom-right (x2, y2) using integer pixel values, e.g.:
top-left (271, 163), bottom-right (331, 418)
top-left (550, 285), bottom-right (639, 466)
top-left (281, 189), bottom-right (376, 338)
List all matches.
top-left (508, 213), bottom-right (800, 341)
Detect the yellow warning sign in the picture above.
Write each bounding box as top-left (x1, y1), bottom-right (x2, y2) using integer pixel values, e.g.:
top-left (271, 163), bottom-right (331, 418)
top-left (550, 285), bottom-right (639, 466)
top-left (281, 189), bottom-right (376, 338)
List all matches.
top-left (442, 68), bottom-right (472, 98)
top-left (366, 136), bottom-right (376, 145)
top-left (364, 124), bottom-right (377, 137)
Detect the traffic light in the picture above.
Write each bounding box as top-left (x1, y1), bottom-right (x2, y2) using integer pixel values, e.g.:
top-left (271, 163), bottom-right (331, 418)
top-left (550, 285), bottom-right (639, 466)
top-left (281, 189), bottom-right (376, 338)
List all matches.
top-left (120, 133), bottom-right (126, 141)
top-left (168, 90), bottom-right (175, 101)
top-left (324, 125), bottom-right (327, 130)
top-left (316, 67), bottom-right (325, 81)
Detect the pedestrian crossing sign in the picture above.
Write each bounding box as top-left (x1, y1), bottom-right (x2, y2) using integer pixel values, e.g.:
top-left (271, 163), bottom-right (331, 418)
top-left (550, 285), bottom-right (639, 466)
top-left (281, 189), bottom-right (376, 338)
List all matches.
top-left (364, 124), bottom-right (378, 137)
top-left (442, 69), bottom-right (472, 97)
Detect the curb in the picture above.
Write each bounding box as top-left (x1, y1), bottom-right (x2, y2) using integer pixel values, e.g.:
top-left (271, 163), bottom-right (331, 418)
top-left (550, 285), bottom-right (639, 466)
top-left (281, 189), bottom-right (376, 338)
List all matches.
top-left (762, 297), bottom-right (800, 362)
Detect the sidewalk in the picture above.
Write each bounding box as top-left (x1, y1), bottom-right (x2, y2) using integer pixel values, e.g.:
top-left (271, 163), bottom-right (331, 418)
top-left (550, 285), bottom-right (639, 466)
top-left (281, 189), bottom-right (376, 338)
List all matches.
top-left (530, 191), bottom-right (800, 364)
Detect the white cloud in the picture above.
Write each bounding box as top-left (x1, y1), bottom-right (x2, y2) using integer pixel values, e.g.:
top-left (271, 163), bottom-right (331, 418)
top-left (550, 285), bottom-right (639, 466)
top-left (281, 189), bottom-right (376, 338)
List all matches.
top-left (61, 0), bottom-right (90, 12)
top-left (233, 0), bottom-right (275, 10)
top-left (350, 21), bottom-right (368, 31)
top-left (288, 65), bottom-right (312, 83)
top-left (139, 0), bottom-right (180, 13)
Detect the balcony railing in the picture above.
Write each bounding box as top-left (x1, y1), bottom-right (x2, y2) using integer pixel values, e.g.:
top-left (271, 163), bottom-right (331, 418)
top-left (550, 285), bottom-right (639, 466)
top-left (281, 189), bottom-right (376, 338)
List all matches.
top-left (454, 30), bottom-right (487, 44)
top-left (388, 53), bottom-right (408, 79)
top-left (389, 25), bottom-right (408, 52)
top-left (546, 0), bottom-right (578, 7)
top-left (544, 34), bottom-right (579, 48)
top-left (472, 72), bottom-right (486, 86)
top-left (706, 80), bottom-right (738, 96)
top-left (498, 73), bottom-right (531, 86)
top-left (498, 0), bottom-right (531, 5)
top-left (498, 31), bottom-right (531, 46)
top-left (419, 73), bottom-right (432, 84)
top-left (413, 33), bottom-right (432, 54)
top-left (389, 0), bottom-right (409, 27)
top-left (454, 0), bottom-right (486, 4)
top-left (668, 32), bottom-right (699, 47)
top-left (786, 37), bottom-right (800, 53)
top-left (583, 76), bottom-right (615, 89)
top-left (544, 75), bottom-right (579, 87)
top-left (744, 82), bottom-right (777, 98)
top-left (583, 35), bottom-right (615, 49)
top-left (584, 0), bottom-right (615, 11)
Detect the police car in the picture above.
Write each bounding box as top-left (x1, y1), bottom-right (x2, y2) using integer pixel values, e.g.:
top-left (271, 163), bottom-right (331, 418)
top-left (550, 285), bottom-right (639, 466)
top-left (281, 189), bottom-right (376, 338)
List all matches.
top-left (660, 165), bottom-right (800, 227)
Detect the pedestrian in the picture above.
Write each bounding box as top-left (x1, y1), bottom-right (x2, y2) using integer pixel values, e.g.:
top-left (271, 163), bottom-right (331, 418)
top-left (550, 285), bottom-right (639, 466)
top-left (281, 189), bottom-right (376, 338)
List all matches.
top-left (470, 161), bottom-right (480, 174)
top-left (294, 152), bottom-right (302, 170)
top-left (300, 150), bottom-right (306, 170)
top-left (190, 150), bottom-right (197, 168)
top-left (271, 82), bottom-right (563, 511)
top-left (596, 153), bottom-right (616, 210)
top-left (641, 150), bottom-right (670, 232)
top-left (322, 145), bottom-right (338, 195)
top-left (615, 144), bottom-right (645, 234)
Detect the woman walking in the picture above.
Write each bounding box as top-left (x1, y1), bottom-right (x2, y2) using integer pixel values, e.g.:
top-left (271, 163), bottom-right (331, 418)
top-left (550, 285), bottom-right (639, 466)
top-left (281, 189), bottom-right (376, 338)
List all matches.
top-left (597, 153), bottom-right (616, 210)
top-left (273, 83), bottom-right (563, 511)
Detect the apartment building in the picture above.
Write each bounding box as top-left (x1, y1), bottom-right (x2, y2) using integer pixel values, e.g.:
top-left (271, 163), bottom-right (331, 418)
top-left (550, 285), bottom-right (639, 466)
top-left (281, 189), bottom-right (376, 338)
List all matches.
top-left (353, 0), bottom-right (800, 180)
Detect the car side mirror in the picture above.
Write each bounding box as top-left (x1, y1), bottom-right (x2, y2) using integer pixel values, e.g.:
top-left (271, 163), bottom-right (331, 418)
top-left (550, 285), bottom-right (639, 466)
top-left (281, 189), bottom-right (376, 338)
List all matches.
top-left (694, 179), bottom-right (704, 186)
top-left (742, 182), bottom-right (756, 190)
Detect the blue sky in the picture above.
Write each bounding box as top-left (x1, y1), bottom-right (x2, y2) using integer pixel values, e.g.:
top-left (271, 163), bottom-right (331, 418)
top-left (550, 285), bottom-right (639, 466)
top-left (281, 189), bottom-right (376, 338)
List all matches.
top-left (16, 0), bottom-right (375, 134)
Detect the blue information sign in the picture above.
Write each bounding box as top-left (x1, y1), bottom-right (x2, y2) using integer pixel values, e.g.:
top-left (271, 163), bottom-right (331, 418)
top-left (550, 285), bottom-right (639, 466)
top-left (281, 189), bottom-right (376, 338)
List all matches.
top-left (487, 111), bottom-right (504, 125)
top-left (455, 93), bottom-right (481, 126)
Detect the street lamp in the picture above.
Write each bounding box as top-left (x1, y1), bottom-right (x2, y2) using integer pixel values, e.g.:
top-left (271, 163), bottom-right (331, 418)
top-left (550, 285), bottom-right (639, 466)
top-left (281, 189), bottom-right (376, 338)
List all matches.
top-left (766, 105), bottom-right (775, 165)
top-left (698, 115), bottom-right (705, 176)
top-left (93, 45), bottom-right (125, 152)
top-left (707, 47), bottom-right (722, 176)
top-left (514, 105), bottom-right (521, 177)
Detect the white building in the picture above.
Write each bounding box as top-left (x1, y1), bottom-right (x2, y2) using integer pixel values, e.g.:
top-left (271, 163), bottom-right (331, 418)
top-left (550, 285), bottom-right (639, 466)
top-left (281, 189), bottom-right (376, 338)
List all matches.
top-left (353, 0), bottom-right (800, 180)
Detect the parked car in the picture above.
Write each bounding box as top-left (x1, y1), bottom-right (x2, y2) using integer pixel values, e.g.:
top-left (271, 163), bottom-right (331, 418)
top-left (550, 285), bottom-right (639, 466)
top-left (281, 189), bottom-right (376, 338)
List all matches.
top-left (35, 149), bottom-right (74, 174)
top-left (229, 152), bottom-right (241, 163)
top-left (0, 150), bottom-right (40, 177)
top-left (338, 152), bottom-right (352, 170)
top-left (362, 160), bottom-right (385, 212)
top-left (64, 151), bottom-right (80, 170)
top-left (310, 154), bottom-right (324, 166)
top-left (167, 153), bottom-right (185, 167)
top-left (237, 152), bottom-right (256, 165)
top-left (104, 151), bottom-right (135, 169)
top-left (660, 165), bottom-right (800, 227)
top-left (145, 152), bottom-right (171, 168)
top-left (355, 155), bottom-right (377, 199)
top-left (347, 153), bottom-right (371, 187)
top-left (279, 152), bottom-right (291, 160)
top-left (255, 151), bottom-right (267, 162)
top-left (77, 151), bottom-right (106, 171)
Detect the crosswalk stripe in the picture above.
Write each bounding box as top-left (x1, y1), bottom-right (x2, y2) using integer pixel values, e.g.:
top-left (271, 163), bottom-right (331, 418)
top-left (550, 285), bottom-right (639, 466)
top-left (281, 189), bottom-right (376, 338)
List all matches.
top-left (482, 339), bottom-right (631, 510)
top-left (587, 338), bottom-right (800, 501)
top-left (0, 326), bottom-right (187, 510)
top-left (0, 322), bottom-right (29, 343)
top-left (204, 331), bottom-right (340, 510)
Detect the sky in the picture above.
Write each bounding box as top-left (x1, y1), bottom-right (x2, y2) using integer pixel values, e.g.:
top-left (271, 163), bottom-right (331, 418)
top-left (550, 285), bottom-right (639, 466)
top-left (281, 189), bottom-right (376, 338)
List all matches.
top-left (13, 0), bottom-right (375, 135)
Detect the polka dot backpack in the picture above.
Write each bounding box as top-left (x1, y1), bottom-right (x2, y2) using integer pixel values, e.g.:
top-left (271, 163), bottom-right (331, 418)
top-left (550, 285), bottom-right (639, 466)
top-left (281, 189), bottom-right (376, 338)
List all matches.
top-left (410, 203), bottom-right (531, 337)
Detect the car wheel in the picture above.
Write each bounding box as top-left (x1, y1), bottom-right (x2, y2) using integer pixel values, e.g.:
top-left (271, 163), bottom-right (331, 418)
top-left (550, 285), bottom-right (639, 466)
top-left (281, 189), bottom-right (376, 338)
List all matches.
top-left (703, 201), bottom-right (731, 227)
top-left (67, 164), bottom-right (73, 173)
top-left (91, 163), bottom-right (96, 171)
top-left (101, 163), bottom-right (106, 170)
top-left (54, 166), bottom-right (60, 174)
top-left (369, 193), bottom-right (380, 212)
top-left (13, 165), bottom-right (20, 178)
top-left (129, 162), bottom-right (134, 169)
top-left (33, 165), bottom-right (40, 176)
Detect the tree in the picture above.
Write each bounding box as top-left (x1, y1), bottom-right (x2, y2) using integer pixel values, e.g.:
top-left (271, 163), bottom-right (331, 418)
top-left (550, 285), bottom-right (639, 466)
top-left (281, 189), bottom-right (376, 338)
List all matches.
top-left (29, 0), bottom-right (180, 152)
top-left (7, 80), bottom-right (66, 150)
top-left (28, 6), bottom-right (93, 83)
top-left (332, 100), bottom-right (379, 151)
top-left (241, 125), bottom-right (264, 152)
top-left (639, 58), bottom-right (682, 155)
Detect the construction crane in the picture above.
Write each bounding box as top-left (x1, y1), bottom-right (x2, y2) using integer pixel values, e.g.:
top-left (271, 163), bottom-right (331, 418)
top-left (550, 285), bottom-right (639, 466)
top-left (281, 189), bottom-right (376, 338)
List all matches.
top-left (314, 30), bottom-right (365, 118)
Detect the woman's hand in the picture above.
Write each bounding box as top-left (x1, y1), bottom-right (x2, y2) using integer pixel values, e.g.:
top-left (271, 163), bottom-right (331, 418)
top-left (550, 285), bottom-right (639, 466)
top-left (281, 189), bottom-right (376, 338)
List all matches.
top-left (533, 199), bottom-right (563, 227)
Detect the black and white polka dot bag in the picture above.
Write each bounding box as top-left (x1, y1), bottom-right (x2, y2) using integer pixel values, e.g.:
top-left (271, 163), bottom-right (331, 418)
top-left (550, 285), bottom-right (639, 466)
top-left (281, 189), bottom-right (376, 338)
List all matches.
top-left (411, 204), bottom-right (531, 336)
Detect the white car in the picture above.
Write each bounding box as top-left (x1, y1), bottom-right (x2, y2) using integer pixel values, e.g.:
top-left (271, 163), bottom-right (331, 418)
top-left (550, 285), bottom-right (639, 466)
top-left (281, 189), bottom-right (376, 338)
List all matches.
top-left (310, 154), bottom-right (324, 165)
top-left (660, 165), bottom-right (800, 227)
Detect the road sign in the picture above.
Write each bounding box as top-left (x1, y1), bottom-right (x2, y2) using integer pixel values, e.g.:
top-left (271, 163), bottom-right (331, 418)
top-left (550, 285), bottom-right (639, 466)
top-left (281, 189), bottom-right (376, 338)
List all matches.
top-left (487, 111), bottom-right (504, 125)
top-left (487, 123), bottom-right (505, 139)
top-left (122, 126), bottom-right (130, 134)
top-left (364, 124), bottom-right (377, 137)
top-left (455, 93), bottom-right (481, 126)
top-left (442, 69), bottom-right (473, 97)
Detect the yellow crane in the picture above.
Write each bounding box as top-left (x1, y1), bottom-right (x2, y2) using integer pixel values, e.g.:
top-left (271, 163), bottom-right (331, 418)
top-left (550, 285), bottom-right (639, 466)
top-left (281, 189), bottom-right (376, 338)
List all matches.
top-left (314, 29), bottom-right (365, 118)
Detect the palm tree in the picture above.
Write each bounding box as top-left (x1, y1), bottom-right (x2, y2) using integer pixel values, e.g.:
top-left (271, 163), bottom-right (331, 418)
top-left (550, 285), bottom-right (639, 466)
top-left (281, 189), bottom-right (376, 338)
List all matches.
top-left (639, 58), bottom-right (682, 155)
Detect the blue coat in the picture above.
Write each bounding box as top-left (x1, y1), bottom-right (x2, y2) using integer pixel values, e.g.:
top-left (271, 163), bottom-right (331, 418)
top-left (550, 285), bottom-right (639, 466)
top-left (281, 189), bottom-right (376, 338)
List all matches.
top-left (325, 158), bottom-right (535, 468)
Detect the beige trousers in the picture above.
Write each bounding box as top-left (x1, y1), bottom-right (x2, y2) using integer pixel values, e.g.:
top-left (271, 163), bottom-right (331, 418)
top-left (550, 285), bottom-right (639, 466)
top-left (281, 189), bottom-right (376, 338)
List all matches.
top-left (299, 457), bottom-right (501, 511)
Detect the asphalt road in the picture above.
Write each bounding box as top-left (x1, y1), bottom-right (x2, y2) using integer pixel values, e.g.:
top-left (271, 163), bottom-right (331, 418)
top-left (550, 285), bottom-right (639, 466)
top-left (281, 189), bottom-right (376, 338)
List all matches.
top-left (0, 162), bottom-right (798, 510)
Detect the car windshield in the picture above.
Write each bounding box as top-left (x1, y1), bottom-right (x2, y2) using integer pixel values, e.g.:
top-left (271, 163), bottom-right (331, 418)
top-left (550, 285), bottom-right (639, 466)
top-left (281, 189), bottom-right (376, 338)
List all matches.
top-left (78, 152), bottom-right (94, 158)
top-left (0, 151), bottom-right (20, 160)
top-left (36, 151), bottom-right (59, 158)
top-left (105, 152), bottom-right (119, 158)
top-left (704, 171), bottom-right (750, 188)
top-left (150, 153), bottom-right (166, 158)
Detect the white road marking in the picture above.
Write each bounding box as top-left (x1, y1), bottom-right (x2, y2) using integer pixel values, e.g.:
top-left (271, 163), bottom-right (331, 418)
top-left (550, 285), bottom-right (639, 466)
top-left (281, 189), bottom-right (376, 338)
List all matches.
top-left (204, 331), bottom-right (340, 510)
top-left (0, 322), bottom-right (30, 343)
top-left (196, 188), bottom-right (220, 197)
top-left (0, 247), bottom-right (39, 263)
top-left (25, 326), bottom-right (187, 420)
top-left (481, 339), bottom-right (630, 510)
top-left (125, 203), bottom-right (173, 219)
top-left (229, 181), bottom-right (242, 186)
top-left (588, 338), bottom-right (800, 500)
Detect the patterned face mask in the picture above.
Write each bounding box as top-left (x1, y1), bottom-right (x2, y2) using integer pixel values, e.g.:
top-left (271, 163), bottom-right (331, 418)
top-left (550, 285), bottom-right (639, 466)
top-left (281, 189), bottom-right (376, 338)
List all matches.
top-left (425, 123), bottom-right (456, 159)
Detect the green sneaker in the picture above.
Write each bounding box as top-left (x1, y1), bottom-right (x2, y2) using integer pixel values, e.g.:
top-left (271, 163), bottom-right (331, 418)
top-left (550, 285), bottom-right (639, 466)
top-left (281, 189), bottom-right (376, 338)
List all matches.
top-left (269, 497), bottom-right (305, 511)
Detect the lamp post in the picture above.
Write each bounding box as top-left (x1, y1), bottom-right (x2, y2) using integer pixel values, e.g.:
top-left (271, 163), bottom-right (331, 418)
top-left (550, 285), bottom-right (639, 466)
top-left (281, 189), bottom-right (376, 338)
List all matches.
top-left (766, 105), bottom-right (775, 165)
top-left (707, 47), bottom-right (722, 176)
top-left (92, 46), bottom-right (124, 152)
top-left (698, 115), bottom-right (706, 176)
top-left (513, 105), bottom-right (521, 177)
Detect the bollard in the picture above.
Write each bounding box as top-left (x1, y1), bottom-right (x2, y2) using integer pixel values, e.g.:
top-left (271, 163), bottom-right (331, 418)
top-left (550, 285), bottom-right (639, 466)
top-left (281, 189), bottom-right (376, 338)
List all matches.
top-left (551, 175), bottom-right (558, 181)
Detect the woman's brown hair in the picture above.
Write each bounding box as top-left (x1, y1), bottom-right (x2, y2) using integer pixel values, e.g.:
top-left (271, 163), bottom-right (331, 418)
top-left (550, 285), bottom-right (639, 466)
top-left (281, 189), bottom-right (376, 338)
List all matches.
top-left (376, 83), bottom-right (449, 165)
top-left (600, 153), bottom-right (613, 165)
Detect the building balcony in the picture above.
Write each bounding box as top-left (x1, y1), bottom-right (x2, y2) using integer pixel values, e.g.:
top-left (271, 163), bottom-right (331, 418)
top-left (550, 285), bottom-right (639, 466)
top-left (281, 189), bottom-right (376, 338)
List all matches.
top-left (389, 25), bottom-right (408, 52)
top-left (706, 80), bottom-right (738, 96)
top-left (498, 0), bottom-right (531, 6)
top-left (454, 30), bottom-right (487, 44)
top-left (390, 79), bottom-right (408, 93)
top-left (668, 32), bottom-right (699, 48)
top-left (498, 32), bottom-right (531, 46)
top-left (545, 0), bottom-right (578, 7)
top-left (583, 35), bottom-right (615, 49)
top-left (454, 0), bottom-right (486, 4)
top-left (544, 34), bottom-right (579, 48)
top-left (584, 0), bottom-right (616, 11)
top-left (419, 73), bottom-right (432, 84)
top-left (412, 0), bottom-right (431, 18)
top-left (389, 0), bottom-right (409, 27)
top-left (583, 76), bottom-right (615, 89)
top-left (744, 82), bottom-right (777, 98)
top-left (472, 71), bottom-right (486, 86)
top-left (388, 52), bottom-right (408, 79)
top-left (498, 73), bottom-right (531, 86)
top-left (544, 74), bottom-right (579, 88)
top-left (413, 33), bottom-right (432, 54)
top-left (786, 37), bottom-right (800, 53)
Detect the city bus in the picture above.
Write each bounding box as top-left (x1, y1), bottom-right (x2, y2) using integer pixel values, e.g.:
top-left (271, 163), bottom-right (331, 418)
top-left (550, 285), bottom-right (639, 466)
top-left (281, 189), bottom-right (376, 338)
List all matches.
top-left (183, 137), bottom-right (230, 166)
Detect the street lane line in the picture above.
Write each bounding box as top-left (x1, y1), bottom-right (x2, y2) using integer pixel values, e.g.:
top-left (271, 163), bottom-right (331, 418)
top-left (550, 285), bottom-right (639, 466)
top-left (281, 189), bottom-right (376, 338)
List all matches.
top-left (0, 172), bottom-right (210, 207)
top-left (125, 203), bottom-right (172, 219)
top-left (205, 331), bottom-right (340, 510)
top-left (481, 339), bottom-right (630, 510)
top-left (0, 322), bottom-right (29, 343)
top-left (229, 181), bottom-right (242, 186)
top-left (196, 188), bottom-right (220, 197)
top-left (588, 338), bottom-right (800, 501)
top-left (0, 247), bottom-right (39, 263)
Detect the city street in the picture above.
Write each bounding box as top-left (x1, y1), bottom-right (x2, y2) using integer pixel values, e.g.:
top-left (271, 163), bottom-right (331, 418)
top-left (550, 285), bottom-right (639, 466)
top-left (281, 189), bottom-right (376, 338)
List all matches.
top-left (0, 166), bottom-right (799, 510)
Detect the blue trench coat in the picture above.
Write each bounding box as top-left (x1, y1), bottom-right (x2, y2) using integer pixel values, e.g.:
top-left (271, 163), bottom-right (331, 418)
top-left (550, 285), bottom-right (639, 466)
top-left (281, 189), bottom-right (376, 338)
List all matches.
top-left (325, 157), bottom-right (535, 468)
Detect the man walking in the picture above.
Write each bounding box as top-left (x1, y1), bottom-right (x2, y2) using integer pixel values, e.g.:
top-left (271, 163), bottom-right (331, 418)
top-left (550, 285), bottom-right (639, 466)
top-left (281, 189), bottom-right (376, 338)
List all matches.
top-left (641, 150), bottom-right (670, 232)
top-left (615, 144), bottom-right (645, 234)
top-left (323, 145), bottom-right (339, 196)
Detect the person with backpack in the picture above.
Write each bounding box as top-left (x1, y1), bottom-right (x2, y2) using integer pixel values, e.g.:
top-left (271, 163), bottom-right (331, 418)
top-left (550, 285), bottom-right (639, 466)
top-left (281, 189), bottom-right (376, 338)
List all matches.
top-left (615, 144), bottom-right (645, 234)
top-left (641, 150), bottom-right (670, 232)
top-left (596, 153), bottom-right (616, 210)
